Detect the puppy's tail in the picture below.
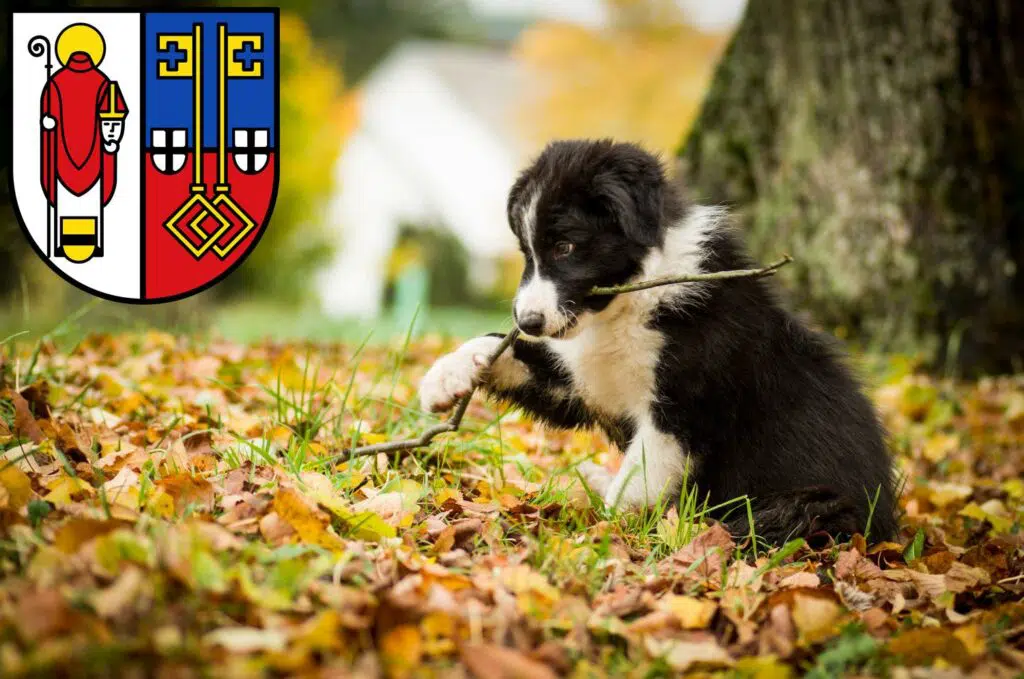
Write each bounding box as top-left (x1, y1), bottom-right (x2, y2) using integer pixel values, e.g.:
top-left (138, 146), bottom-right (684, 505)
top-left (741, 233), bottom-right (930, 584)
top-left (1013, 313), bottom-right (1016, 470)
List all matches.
top-left (723, 486), bottom-right (895, 547)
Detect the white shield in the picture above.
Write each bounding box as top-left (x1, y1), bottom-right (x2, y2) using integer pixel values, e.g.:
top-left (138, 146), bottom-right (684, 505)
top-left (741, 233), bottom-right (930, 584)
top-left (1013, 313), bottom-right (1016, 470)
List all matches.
top-left (10, 12), bottom-right (142, 301)
top-left (150, 128), bottom-right (188, 173)
top-left (232, 128), bottom-right (269, 174)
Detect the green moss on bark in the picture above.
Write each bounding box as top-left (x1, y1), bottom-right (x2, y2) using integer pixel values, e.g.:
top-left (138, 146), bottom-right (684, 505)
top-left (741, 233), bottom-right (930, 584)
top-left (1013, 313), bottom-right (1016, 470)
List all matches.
top-left (679, 0), bottom-right (1023, 374)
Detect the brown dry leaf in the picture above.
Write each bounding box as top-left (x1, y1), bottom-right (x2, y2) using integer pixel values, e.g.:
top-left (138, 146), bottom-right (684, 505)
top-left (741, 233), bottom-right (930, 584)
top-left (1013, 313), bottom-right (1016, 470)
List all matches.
top-left (761, 603), bottom-right (796, 659)
top-left (156, 473), bottom-right (215, 515)
top-left (834, 549), bottom-right (884, 581)
top-left (90, 567), bottom-right (146, 619)
top-left (462, 643), bottom-right (559, 679)
top-left (2, 389), bottom-right (45, 443)
top-left (944, 562), bottom-right (991, 592)
top-left (778, 572), bottom-right (821, 589)
top-left (205, 627), bottom-right (288, 653)
top-left (670, 523), bottom-right (735, 579)
top-left (18, 382), bottom-right (52, 419)
top-left (644, 637), bottom-right (733, 672)
top-left (14, 589), bottom-right (76, 641)
top-left (905, 570), bottom-right (947, 601)
top-left (259, 511), bottom-right (296, 544)
top-left (433, 524), bottom-right (457, 554)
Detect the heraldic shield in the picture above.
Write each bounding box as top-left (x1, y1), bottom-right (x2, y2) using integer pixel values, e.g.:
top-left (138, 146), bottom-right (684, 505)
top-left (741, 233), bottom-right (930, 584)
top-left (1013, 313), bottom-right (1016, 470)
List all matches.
top-left (10, 10), bottom-right (279, 303)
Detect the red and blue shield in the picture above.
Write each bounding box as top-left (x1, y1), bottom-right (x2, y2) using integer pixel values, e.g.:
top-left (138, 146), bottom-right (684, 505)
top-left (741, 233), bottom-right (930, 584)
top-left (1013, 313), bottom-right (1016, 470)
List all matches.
top-left (9, 9), bottom-right (279, 302)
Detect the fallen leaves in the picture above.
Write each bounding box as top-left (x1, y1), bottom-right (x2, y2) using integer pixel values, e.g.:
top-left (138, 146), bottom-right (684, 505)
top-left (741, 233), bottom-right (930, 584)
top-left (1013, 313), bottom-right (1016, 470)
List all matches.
top-left (0, 333), bottom-right (1020, 676)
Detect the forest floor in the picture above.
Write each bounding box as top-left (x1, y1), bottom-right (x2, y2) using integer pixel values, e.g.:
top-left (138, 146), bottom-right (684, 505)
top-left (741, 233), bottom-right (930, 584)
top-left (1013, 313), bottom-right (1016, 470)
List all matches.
top-left (0, 331), bottom-right (1022, 678)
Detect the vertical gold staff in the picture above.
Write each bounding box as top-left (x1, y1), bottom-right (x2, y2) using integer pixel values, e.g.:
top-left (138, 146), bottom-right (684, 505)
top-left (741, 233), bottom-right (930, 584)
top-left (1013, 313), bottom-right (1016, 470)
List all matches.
top-left (211, 21), bottom-right (256, 259)
top-left (191, 22), bottom-right (203, 193)
top-left (164, 22), bottom-right (231, 258)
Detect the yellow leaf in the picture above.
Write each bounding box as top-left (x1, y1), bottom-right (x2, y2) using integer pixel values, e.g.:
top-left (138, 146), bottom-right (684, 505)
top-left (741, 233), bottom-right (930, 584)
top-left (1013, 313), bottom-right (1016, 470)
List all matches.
top-left (53, 518), bottom-right (123, 554)
top-left (435, 488), bottom-right (462, 505)
top-left (927, 482), bottom-right (972, 508)
top-left (500, 565), bottom-right (560, 618)
top-left (352, 431), bottom-right (388, 445)
top-left (44, 475), bottom-right (94, 506)
top-left (887, 628), bottom-right (970, 668)
top-left (959, 501), bottom-right (1012, 534)
top-left (145, 488), bottom-right (176, 519)
top-left (791, 594), bottom-right (842, 645)
top-left (734, 655), bottom-right (794, 679)
top-left (314, 492), bottom-right (397, 542)
top-left (273, 487), bottom-right (346, 551)
top-left (658, 595), bottom-right (718, 629)
top-left (421, 613), bottom-right (457, 656)
top-left (923, 434), bottom-right (958, 463)
top-left (1002, 478), bottom-right (1024, 500)
top-left (952, 624), bottom-right (988, 658)
top-left (0, 465), bottom-right (33, 510)
top-left (380, 625), bottom-right (423, 679)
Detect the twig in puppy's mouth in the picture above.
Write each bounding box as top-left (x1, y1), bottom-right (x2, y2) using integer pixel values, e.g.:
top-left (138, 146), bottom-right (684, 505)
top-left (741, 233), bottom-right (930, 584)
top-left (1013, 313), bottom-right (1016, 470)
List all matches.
top-left (325, 255), bottom-right (793, 464)
top-left (587, 255), bottom-right (793, 297)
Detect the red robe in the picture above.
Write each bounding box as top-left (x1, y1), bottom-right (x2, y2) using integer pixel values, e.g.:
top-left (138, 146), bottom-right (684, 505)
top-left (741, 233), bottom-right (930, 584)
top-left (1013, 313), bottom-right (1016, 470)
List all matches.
top-left (40, 52), bottom-right (127, 206)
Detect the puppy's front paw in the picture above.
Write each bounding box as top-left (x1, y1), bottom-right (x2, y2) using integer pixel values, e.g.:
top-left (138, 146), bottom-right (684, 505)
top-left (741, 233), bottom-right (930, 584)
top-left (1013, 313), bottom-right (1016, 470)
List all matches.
top-left (418, 336), bottom-right (503, 413)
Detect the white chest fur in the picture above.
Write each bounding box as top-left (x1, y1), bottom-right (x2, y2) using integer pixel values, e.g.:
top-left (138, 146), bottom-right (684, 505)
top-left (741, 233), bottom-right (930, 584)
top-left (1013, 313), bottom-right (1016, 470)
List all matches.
top-left (549, 298), bottom-right (665, 420)
top-left (547, 206), bottom-right (722, 420)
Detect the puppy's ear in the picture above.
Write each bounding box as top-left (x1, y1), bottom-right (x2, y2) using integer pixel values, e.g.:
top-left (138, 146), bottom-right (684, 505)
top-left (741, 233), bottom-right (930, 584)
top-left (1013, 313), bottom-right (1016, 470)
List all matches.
top-left (592, 153), bottom-right (665, 247)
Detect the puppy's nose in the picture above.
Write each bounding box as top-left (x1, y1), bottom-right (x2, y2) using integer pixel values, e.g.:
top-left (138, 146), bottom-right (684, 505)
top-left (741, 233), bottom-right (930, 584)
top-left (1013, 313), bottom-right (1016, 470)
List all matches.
top-left (517, 312), bottom-right (545, 336)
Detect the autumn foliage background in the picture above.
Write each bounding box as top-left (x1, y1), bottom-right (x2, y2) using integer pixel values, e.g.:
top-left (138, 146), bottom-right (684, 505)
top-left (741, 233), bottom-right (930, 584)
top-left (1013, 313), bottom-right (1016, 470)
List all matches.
top-left (1, 1), bottom-right (1023, 677)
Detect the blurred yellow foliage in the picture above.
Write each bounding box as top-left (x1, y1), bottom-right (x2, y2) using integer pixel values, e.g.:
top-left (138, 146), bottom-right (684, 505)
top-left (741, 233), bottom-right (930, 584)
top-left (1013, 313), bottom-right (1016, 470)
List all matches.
top-left (233, 12), bottom-right (350, 298)
top-left (515, 0), bottom-right (729, 156)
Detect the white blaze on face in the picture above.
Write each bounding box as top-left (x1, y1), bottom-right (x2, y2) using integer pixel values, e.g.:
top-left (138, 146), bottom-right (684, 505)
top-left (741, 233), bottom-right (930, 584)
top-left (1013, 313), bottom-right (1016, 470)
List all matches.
top-left (514, 188), bottom-right (567, 336)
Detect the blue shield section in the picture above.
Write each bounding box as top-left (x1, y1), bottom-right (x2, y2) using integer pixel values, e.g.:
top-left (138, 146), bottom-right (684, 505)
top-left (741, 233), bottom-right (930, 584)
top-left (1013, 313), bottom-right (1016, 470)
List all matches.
top-left (144, 12), bottom-right (276, 150)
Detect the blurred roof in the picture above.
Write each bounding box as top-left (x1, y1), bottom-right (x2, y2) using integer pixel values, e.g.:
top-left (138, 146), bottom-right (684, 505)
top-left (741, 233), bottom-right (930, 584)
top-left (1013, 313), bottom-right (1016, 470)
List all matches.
top-left (467, 0), bottom-right (747, 33)
top-left (368, 41), bottom-right (532, 158)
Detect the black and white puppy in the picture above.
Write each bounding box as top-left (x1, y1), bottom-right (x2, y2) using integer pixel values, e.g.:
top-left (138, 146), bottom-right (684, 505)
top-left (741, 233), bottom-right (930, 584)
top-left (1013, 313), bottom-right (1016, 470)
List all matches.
top-left (419, 140), bottom-right (898, 545)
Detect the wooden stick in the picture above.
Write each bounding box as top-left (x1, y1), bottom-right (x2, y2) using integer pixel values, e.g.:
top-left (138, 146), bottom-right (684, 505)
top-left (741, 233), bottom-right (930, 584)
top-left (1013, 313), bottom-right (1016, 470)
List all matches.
top-left (589, 255), bottom-right (792, 296)
top-left (328, 255), bottom-right (792, 464)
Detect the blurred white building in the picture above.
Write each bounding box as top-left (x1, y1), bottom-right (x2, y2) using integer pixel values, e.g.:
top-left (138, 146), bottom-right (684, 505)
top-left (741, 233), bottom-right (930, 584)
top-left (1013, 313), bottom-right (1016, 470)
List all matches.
top-left (317, 42), bottom-right (531, 318)
top-left (317, 0), bottom-right (748, 318)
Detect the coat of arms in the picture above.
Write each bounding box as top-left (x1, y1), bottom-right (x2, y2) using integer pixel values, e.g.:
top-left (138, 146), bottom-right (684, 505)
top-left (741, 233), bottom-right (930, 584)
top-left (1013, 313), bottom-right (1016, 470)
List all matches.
top-left (10, 9), bottom-right (279, 302)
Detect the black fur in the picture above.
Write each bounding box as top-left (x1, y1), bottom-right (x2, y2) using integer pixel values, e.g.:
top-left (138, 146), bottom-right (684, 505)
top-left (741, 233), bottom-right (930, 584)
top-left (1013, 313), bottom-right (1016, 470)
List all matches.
top-left (492, 140), bottom-right (898, 545)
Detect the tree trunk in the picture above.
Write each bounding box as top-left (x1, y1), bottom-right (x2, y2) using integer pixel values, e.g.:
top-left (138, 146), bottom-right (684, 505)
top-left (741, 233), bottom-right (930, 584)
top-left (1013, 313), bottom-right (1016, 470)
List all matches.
top-left (679, 0), bottom-right (1024, 375)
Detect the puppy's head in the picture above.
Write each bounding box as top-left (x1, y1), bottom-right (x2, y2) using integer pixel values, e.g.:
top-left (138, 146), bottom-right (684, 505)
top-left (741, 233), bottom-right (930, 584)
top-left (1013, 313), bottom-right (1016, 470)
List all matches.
top-left (508, 140), bottom-right (679, 338)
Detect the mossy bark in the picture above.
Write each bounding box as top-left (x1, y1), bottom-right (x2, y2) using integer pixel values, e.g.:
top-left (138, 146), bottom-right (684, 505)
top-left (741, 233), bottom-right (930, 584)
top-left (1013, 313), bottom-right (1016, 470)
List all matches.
top-left (679, 0), bottom-right (1023, 375)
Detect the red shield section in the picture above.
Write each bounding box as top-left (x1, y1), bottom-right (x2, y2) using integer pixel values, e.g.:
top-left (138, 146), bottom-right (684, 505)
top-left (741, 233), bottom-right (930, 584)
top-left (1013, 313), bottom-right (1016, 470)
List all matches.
top-left (144, 150), bottom-right (275, 300)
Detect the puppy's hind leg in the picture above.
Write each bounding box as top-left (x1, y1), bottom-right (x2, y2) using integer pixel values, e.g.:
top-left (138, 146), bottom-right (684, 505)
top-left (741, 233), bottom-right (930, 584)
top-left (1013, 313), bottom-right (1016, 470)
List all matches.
top-left (722, 487), bottom-right (872, 547)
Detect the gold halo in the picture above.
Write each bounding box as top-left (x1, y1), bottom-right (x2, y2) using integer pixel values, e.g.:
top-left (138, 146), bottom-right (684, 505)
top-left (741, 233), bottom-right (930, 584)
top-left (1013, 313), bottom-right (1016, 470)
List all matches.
top-left (56, 23), bottom-right (105, 67)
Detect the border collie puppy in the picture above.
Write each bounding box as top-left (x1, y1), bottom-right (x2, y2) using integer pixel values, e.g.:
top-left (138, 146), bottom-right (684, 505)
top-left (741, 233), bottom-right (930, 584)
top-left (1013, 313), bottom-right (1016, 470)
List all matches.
top-left (419, 140), bottom-right (897, 545)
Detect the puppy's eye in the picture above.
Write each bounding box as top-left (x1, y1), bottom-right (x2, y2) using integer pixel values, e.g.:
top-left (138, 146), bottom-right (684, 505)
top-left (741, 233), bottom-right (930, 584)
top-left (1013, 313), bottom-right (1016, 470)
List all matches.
top-left (552, 241), bottom-right (575, 259)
